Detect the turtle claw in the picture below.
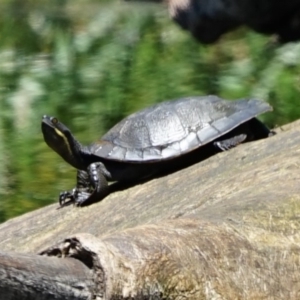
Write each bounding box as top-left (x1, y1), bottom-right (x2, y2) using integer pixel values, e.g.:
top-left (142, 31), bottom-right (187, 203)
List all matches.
top-left (59, 190), bottom-right (76, 207)
top-left (58, 189), bottom-right (93, 207)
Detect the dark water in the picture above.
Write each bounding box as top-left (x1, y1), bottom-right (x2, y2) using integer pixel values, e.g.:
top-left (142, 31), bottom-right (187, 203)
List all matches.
top-left (0, 0), bottom-right (299, 221)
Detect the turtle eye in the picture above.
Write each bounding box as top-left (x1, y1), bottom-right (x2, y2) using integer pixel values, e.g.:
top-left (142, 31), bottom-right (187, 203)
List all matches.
top-left (51, 117), bottom-right (58, 124)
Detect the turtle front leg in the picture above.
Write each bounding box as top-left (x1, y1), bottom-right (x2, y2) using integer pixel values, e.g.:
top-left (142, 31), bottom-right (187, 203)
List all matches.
top-left (59, 163), bottom-right (109, 207)
top-left (59, 170), bottom-right (90, 206)
top-left (75, 162), bottom-right (109, 206)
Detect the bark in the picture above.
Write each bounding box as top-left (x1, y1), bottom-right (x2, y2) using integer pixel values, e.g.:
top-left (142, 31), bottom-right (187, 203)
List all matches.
top-left (0, 120), bottom-right (299, 299)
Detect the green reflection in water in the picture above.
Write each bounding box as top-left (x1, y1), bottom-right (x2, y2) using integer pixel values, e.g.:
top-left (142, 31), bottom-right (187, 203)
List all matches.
top-left (0, 0), bottom-right (300, 222)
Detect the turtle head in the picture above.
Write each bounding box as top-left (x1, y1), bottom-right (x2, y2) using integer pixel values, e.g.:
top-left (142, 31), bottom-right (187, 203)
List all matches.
top-left (41, 115), bottom-right (87, 170)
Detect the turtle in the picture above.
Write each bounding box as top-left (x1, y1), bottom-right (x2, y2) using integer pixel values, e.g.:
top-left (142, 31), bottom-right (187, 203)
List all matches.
top-left (41, 95), bottom-right (273, 207)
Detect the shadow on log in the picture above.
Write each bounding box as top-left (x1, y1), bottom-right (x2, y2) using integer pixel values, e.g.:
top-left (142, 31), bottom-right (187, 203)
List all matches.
top-left (0, 120), bottom-right (300, 299)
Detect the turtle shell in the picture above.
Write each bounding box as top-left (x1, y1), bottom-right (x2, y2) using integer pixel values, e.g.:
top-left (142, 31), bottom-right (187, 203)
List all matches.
top-left (89, 96), bottom-right (272, 162)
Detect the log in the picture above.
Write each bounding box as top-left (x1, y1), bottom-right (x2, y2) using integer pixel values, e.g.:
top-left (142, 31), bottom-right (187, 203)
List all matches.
top-left (0, 251), bottom-right (94, 300)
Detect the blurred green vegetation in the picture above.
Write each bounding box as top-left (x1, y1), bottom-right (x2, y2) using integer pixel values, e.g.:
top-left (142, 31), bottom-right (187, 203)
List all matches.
top-left (0, 0), bottom-right (300, 222)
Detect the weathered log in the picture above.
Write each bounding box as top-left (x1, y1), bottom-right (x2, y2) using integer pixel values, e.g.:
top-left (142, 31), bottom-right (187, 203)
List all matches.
top-left (0, 120), bottom-right (299, 299)
top-left (0, 251), bottom-right (94, 300)
top-left (38, 220), bottom-right (300, 299)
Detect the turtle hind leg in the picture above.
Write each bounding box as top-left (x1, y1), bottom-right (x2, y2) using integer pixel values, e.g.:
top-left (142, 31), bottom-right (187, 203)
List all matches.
top-left (213, 134), bottom-right (247, 151)
top-left (213, 117), bottom-right (273, 152)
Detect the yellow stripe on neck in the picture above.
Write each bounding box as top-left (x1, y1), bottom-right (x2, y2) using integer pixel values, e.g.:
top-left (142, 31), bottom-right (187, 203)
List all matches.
top-left (54, 128), bottom-right (73, 156)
